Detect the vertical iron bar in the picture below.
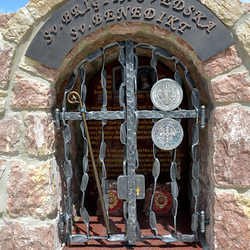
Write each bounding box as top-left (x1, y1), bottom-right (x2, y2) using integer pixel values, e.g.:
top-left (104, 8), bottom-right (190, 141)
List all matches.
top-left (149, 47), bottom-right (159, 236)
top-left (125, 39), bottom-right (137, 245)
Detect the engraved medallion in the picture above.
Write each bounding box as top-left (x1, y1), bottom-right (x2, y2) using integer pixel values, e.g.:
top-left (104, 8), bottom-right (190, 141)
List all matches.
top-left (107, 189), bottom-right (122, 213)
top-left (153, 189), bottom-right (172, 214)
top-left (150, 78), bottom-right (183, 111)
top-left (151, 118), bottom-right (184, 150)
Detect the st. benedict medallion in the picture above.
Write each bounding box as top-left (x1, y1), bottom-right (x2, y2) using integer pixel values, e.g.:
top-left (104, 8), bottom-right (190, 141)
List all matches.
top-left (150, 78), bottom-right (183, 111)
top-left (151, 118), bottom-right (184, 150)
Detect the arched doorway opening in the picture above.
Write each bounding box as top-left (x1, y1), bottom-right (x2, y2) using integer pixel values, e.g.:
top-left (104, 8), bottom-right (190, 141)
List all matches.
top-left (55, 40), bottom-right (206, 246)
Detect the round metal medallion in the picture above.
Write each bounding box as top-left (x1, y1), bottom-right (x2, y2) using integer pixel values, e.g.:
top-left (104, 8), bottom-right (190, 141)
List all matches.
top-left (150, 78), bottom-right (183, 111)
top-left (151, 118), bottom-right (184, 150)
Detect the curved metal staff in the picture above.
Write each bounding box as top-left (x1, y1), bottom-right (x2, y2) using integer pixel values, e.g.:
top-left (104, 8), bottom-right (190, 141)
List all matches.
top-left (67, 90), bottom-right (111, 234)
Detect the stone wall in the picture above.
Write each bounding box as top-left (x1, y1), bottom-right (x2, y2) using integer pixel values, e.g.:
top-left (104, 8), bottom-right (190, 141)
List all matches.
top-left (0, 0), bottom-right (250, 249)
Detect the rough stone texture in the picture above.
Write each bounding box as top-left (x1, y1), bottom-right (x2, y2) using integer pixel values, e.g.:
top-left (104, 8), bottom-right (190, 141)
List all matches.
top-left (84, 27), bottom-right (106, 44)
top-left (24, 113), bottom-right (55, 156)
top-left (210, 71), bottom-right (250, 102)
top-left (199, 0), bottom-right (246, 26)
top-left (0, 114), bottom-right (21, 153)
top-left (244, 3), bottom-right (250, 12)
top-left (0, 221), bottom-right (59, 250)
top-left (11, 74), bottom-right (56, 109)
top-left (27, 0), bottom-right (66, 19)
top-left (0, 13), bottom-right (16, 30)
top-left (0, 156), bottom-right (7, 179)
top-left (235, 16), bottom-right (250, 60)
top-left (208, 105), bottom-right (250, 188)
top-left (236, 190), bottom-right (250, 220)
top-left (0, 90), bottom-right (7, 113)
top-left (0, 35), bottom-right (14, 88)
top-left (108, 22), bottom-right (141, 35)
top-left (20, 56), bottom-right (64, 82)
top-left (194, 46), bottom-right (243, 79)
top-left (210, 190), bottom-right (250, 250)
top-left (7, 160), bottom-right (57, 219)
top-left (148, 24), bottom-right (172, 40)
top-left (1, 7), bottom-right (34, 43)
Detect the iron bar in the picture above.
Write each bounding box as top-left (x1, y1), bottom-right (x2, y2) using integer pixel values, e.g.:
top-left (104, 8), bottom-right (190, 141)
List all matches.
top-left (67, 91), bottom-right (111, 234)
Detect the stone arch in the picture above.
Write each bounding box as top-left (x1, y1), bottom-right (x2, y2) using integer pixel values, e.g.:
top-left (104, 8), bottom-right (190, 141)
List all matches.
top-left (1, 1), bottom-right (250, 249)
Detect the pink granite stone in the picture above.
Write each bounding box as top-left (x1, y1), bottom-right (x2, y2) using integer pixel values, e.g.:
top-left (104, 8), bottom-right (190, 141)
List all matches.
top-left (244, 3), bottom-right (250, 12)
top-left (210, 191), bottom-right (250, 250)
top-left (11, 74), bottom-right (55, 109)
top-left (0, 13), bottom-right (15, 29)
top-left (0, 221), bottom-right (59, 250)
top-left (0, 221), bottom-right (13, 250)
top-left (208, 106), bottom-right (250, 187)
top-left (24, 113), bottom-right (55, 156)
top-left (0, 41), bottom-right (13, 88)
top-left (32, 63), bottom-right (64, 82)
top-left (194, 46), bottom-right (242, 78)
top-left (7, 160), bottom-right (57, 219)
top-left (210, 71), bottom-right (250, 102)
top-left (0, 114), bottom-right (21, 153)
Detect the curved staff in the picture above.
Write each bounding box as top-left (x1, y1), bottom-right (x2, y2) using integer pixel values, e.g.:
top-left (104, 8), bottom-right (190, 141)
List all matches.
top-left (67, 90), bottom-right (111, 234)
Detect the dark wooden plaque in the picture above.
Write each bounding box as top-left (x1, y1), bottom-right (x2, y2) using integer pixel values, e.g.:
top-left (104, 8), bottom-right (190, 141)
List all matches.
top-left (25, 0), bottom-right (235, 70)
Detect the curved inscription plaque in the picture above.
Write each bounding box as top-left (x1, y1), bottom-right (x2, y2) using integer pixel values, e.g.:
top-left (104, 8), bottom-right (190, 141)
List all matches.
top-left (25, 0), bottom-right (235, 70)
top-left (151, 118), bottom-right (184, 150)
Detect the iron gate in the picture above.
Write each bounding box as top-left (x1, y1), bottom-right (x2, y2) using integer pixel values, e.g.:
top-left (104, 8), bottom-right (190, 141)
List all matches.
top-left (55, 39), bottom-right (207, 246)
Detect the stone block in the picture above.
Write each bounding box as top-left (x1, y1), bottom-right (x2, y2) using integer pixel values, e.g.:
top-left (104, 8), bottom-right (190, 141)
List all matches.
top-left (236, 191), bottom-right (250, 220)
top-left (234, 16), bottom-right (250, 60)
top-left (210, 190), bottom-right (250, 250)
top-left (194, 46), bottom-right (242, 79)
top-left (0, 221), bottom-right (59, 250)
top-left (27, 0), bottom-right (65, 19)
top-left (11, 74), bottom-right (55, 109)
top-left (20, 56), bottom-right (64, 82)
top-left (108, 22), bottom-right (141, 35)
top-left (0, 13), bottom-right (15, 30)
top-left (199, 0), bottom-right (246, 26)
top-left (1, 7), bottom-right (34, 43)
top-left (0, 221), bottom-right (12, 250)
top-left (208, 105), bottom-right (250, 188)
top-left (84, 27), bottom-right (106, 43)
top-left (148, 24), bottom-right (172, 40)
top-left (0, 114), bottom-right (21, 153)
top-left (0, 36), bottom-right (14, 88)
top-left (244, 3), bottom-right (250, 12)
top-left (7, 160), bottom-right (57, 219)
top-left (24, 113), bottom-right (55, 156)
top-left (210, 71), bottom-right (250, 102)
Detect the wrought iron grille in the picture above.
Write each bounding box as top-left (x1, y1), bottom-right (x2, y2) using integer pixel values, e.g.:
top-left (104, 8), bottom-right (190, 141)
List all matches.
top-left (55, 39), bottom-right (207, 246)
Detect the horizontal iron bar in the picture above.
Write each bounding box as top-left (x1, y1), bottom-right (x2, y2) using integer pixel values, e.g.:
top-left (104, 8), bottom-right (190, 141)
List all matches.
top-left (58, 109), bottom-right (198, 121)
top-left (70, 234), bottom-right (107, 243)
top-left (136, 110), bottom-right (198, 119)
top-left (60, 111), bottom-right (126, 120)
top-left (69, 233), bottom-right (195, 243)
